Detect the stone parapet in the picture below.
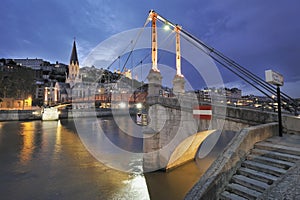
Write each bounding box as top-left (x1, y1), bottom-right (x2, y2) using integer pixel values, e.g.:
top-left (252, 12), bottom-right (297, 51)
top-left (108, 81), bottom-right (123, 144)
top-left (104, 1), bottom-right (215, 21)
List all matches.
top-left (185, 123), bottom-right (278, 200)
top-left (282, 115), bottom-right (300, 135)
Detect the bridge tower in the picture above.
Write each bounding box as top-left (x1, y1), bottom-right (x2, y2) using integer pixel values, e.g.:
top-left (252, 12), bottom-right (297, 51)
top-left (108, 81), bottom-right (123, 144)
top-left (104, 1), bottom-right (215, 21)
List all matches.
top-left (173, 25), bottom-right (185, 94)
top-left (147, 11), bottom-right (162, 97)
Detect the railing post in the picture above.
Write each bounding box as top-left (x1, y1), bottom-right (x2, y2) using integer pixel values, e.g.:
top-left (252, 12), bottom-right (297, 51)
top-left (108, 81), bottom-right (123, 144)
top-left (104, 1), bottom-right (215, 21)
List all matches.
top-left (277, 85), bottom-right (283, 137)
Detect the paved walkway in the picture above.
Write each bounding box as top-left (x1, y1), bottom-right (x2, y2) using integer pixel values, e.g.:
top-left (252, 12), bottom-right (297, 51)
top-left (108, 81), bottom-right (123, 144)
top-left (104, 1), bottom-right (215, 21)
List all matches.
top-left (259, 134), bottom-right (300, 199)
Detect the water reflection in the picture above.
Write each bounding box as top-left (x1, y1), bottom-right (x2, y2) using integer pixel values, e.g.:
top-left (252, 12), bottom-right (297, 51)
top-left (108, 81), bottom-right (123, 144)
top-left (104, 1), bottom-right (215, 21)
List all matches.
top-left (0, 119), bottom-right (237, 200)
top-left (0, 119), bottom-right (151, 199)
top-left (55, 120), bottom-right (62, 155)
top-left (0, 122), bottom-right (4, 145)
top-left (19, 122), bottom-right (35, 165)
top-left (73, 117), bottom-right (144, 173)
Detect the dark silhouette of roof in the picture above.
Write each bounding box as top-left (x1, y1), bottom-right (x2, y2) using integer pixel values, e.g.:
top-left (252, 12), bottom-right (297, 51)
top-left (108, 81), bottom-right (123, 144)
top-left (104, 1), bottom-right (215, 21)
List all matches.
top-left (70, 40), bottom-right (79, 65)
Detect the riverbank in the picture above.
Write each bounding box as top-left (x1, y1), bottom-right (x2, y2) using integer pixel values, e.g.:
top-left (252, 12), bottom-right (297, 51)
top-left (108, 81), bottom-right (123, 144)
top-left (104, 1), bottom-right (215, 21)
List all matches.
top-left (0, 109), bottom-right (41, 121)
top-left (0, 108), bottom-right (137, 122)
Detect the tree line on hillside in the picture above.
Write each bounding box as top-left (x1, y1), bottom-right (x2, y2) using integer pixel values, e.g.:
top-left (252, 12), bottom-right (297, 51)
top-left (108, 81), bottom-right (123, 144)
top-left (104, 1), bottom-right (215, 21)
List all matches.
top-left (0, 60), bottom-right (35, 99)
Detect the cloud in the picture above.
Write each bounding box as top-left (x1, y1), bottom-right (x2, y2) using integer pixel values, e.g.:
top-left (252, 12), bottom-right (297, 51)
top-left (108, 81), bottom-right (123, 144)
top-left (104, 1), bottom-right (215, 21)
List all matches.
top-left (1, 0), bottom-right (299, 98)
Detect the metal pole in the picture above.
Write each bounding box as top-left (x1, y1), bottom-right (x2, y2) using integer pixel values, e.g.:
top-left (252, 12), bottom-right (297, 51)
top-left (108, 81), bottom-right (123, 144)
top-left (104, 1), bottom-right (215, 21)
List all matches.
top-left (277, 85), bottom-right (283, 137)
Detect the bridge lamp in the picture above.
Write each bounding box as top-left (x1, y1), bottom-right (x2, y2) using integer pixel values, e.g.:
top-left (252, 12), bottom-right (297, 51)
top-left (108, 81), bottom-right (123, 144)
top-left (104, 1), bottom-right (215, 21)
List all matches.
top-left (136, 103), bottom-right (143, 109)
top-left (119, 102), bottom-right (126, 109)
top-left (163, 24), bottom-right (170, 31)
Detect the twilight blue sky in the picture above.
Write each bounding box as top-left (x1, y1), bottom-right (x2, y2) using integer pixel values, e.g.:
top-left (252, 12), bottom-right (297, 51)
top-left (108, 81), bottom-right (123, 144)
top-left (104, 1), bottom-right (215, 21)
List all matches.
top-left (1, 0), bottom-right (300, 97)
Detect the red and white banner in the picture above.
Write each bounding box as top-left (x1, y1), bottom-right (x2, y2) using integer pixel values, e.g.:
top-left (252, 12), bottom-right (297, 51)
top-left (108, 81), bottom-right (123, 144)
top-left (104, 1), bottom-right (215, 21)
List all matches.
top-left (193, 105), bottom-right (212, 120)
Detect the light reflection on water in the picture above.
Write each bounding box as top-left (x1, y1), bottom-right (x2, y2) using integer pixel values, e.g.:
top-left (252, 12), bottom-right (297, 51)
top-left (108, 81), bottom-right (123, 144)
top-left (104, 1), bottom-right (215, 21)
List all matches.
top-left (19, 122), bottom-right (35, 165)
top-left (0, 118), bottom-right (236, 200)
top-left (0, 119), bottom-right (150, 200)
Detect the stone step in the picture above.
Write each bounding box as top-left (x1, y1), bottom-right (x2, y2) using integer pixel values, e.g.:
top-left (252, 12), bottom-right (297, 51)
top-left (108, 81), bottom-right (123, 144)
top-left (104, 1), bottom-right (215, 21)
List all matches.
top-left (226, 183), bottom-right (262, 199)
top-left (232, 174), bottom-right (269, 192)
top-left (219, 191), bottom-right (247, 200)
top-left (255, 142), bottom-right (300, 156)
top-left (237, 167), bottom-right (278, 184)
top-left (247, 154), bottom-right (295, 169)
top-left (265, 136), bottom-right (300, 148)
top-left (242, 160), bottom-right (287, 176)
top-left (251, 148), bottom-right (300, 162)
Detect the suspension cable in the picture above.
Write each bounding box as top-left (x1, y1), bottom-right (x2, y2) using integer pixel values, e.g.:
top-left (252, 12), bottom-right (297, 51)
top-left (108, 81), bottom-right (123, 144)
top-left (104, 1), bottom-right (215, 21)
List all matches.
top-left (149, 10), bottom-right (298, 114)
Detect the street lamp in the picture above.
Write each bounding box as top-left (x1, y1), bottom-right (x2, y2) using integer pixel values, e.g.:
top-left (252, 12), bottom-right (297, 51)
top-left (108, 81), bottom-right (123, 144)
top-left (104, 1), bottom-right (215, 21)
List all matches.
top-left (136, 103), bottom-right (143, 109)
top-left (119, 102), bottom-right (126, 109)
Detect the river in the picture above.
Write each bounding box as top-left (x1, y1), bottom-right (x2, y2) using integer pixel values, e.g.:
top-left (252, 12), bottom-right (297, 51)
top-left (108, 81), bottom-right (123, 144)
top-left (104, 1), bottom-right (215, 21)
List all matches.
top-left (0, 117), bottom-right (236, 200)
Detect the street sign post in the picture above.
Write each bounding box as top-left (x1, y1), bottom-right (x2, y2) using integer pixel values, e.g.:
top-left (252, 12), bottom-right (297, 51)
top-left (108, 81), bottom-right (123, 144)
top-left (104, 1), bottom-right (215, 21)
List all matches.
top-left (265, 70), bottom-right (284, 137)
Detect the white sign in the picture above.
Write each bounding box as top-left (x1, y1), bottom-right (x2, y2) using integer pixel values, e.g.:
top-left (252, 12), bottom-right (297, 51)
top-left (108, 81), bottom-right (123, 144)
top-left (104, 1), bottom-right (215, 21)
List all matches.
top-left (265, 70), bottom-right (284, 86)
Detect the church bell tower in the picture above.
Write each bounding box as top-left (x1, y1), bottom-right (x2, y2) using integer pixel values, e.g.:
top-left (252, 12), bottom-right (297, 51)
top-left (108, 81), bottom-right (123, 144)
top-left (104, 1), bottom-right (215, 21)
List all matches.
top-left (66, 40), bottom-right (81, 87)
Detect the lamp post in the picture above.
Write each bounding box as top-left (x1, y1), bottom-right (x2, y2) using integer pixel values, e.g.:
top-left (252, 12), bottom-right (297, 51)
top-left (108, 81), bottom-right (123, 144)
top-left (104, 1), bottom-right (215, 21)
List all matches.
top-left (265, 70), bottom-right (284, 137)
top-left (276, 85), bottom-right (283, 137)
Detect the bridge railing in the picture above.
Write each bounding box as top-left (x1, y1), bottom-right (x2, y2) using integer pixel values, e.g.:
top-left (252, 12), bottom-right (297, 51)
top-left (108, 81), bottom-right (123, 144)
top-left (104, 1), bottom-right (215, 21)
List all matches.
top-left (146, 95), bottom-right (282, 126)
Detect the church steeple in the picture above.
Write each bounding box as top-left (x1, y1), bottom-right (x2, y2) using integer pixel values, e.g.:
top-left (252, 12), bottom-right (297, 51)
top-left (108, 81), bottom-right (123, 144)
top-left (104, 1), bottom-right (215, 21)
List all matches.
top-left (66, 39), bottom-right (81, 87)
top-left (70, 40), bottom-right (79, 65)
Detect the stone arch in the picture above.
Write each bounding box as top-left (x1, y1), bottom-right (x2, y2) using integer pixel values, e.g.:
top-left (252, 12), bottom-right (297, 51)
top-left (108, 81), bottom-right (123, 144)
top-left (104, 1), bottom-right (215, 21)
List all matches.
top-left (166, 129), bottom-right (217, 171)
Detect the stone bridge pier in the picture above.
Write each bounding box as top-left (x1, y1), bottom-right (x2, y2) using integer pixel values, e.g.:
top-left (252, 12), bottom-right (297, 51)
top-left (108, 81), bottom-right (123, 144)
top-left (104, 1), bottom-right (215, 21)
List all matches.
top-left (142, 91), bottom-right (281, 172)
top-left (142, 70), bottom-right (282, 172)
top-left (142, 94), bottom-right (224, 172)
top-left (142, 69), bottom-right (227, 172)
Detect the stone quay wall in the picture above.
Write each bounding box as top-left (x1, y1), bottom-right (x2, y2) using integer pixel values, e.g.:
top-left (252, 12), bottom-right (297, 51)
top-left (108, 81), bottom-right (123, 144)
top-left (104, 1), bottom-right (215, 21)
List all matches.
top-left (0, 109), bottom-right (41, 121)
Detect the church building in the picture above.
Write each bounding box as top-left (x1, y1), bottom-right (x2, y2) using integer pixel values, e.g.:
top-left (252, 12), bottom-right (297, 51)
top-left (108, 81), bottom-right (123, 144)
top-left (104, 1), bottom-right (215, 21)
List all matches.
top-left (54, 40), bottom-right (95, 109)
top-left (65, 40), bottom-right (82, 87)
top-left (45, 40), bottom-right (87, 106)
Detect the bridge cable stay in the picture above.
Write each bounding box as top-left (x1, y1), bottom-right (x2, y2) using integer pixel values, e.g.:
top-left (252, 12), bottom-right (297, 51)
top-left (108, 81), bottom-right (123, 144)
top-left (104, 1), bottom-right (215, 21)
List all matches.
top-left (119, 17), bottom-right (153, 74)
top-left (181, 36), bottom-right (277, 108)
top-left (174, 20), bottom-right (297, 113)
top-left (146, 10), bottom-right (275, 102)
top-left (181, 34), bottom-right (277, 100)
top-left (148, 10), bottom-right (298, 115)
top-left (118, 11), bottom-right (179, 84)
top-left (108, 11), bottom-right (177, 81)
top-left (118, 25), bottom-right (176, 84)
top-left (105, 39), bottom-right (134, 71)
top-left (180, 29), bottom-right (298, 114)
top-left (129, 30), bottom-right (175, 72)
top-left (206, 42), bottom-right (294, 105)
top-left (140, 33), bottom-right (175, 84)
top-left (97, 17), bottom-right (152, 92)
top-left (157, 33), bottom-right (176, 63)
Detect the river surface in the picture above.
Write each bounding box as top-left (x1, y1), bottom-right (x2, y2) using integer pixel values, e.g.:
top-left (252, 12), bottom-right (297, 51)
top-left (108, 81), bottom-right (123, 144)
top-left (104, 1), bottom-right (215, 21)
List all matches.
top-left (0, 117), bottom-right (236, 200)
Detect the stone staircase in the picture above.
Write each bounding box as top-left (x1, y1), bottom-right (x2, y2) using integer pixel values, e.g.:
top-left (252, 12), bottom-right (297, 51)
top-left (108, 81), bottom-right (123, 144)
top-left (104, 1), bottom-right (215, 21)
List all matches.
top-left (220, 136), bottom-right (300, 200)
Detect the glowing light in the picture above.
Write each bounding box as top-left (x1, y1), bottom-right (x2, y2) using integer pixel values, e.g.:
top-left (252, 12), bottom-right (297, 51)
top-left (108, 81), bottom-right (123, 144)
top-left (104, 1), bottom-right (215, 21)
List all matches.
top-left (119, 102), bottom-right (126, 109)
top-left (32, 111), bottom-right (40, 115)
top-left (163, 24), bottom-right (170, 31)
top-left (118, 175), bottom-right (150, 200)
top-left (136, 103), bottom-right (142, 109)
